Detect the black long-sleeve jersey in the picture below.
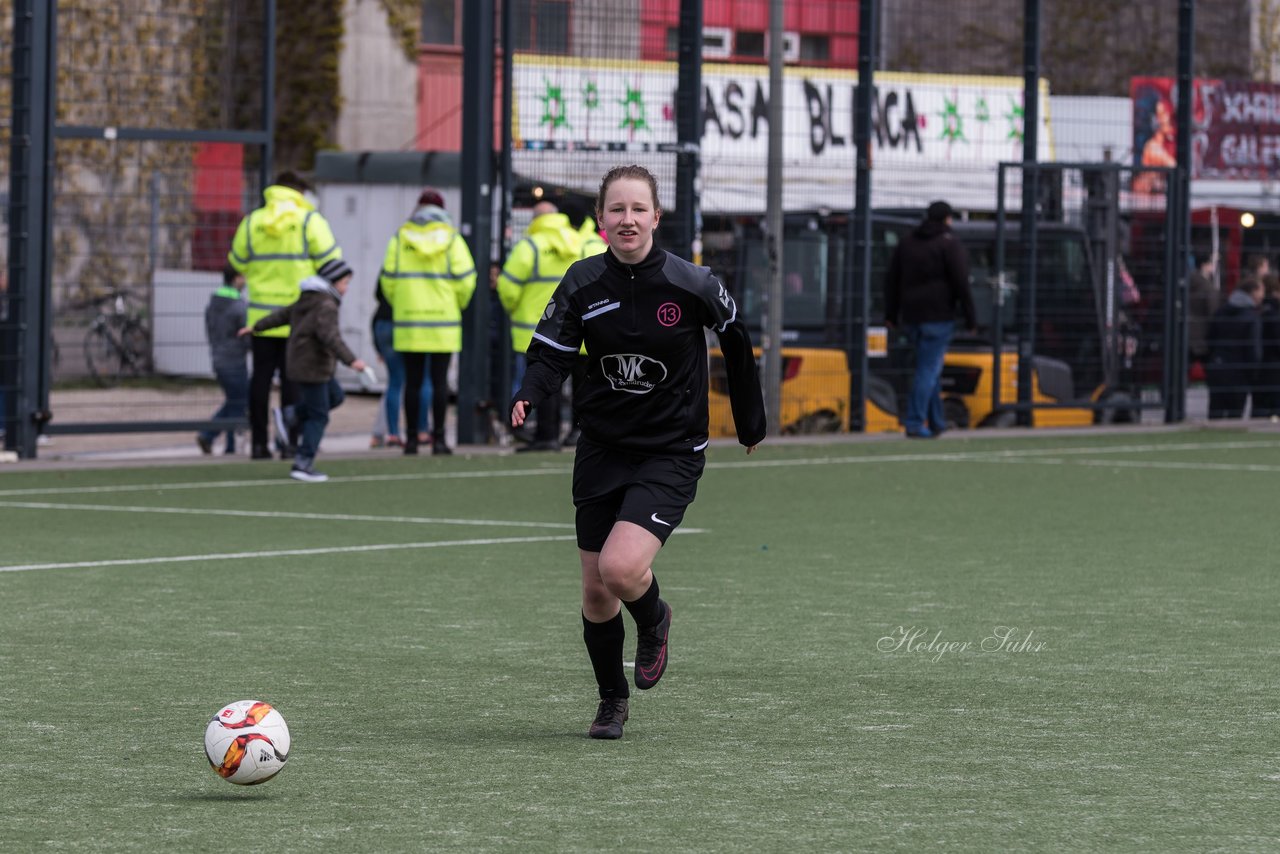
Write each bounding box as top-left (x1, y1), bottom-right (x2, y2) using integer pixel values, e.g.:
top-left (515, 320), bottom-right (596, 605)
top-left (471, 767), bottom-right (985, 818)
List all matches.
top-left (515, 244), bottom-right (767, 454)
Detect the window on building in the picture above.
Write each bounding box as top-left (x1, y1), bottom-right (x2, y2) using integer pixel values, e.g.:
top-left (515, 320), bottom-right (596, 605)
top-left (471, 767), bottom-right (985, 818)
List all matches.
top-left (666, 26), bottom-right (733, 58)
top-left (421, 0), bottom-right (457, 46)
top-left (800, 34), bottom-right (830, 63)
top-left (513, 0), bottom-right (571, 54)
top-left (737, 31), bottom-right (765, 58)
top-left (736, 31), bottom-right (803, 63)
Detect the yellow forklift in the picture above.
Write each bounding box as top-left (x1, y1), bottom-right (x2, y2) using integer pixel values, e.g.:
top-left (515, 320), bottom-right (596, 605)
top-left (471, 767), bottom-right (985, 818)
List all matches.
top-left (705, 209), bottom-right (1142, 436)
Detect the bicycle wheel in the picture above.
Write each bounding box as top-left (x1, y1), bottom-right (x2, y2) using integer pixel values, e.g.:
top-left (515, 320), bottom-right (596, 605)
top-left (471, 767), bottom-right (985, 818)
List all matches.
top-left (83, 323), bottom-right (123, 388)
top-left (119, 320), bottom-right (152, 378)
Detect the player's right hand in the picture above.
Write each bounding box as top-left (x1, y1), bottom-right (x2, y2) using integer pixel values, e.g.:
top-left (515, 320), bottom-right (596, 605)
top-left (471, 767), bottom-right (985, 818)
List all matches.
top-left (511, 400), bottom-right (530, 428)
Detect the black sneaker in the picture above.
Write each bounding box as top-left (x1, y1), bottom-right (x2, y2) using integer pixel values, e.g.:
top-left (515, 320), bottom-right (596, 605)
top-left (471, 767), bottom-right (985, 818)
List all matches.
top-left (634, 600), bottom-right (671, 690)
top-left (588, 696), bottom-right (629, 740)
top-left (196, 435), bottom-right (213, 455)
top-left (432, 442), bottom-right (453, 456)
top-left (290, 465), bottom-right (329, 483)
top-left (251, 444), bottom-right (273, 460)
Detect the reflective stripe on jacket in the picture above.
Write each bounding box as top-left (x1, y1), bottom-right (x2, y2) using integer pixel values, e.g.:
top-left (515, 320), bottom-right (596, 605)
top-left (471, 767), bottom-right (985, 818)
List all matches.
top-left (227, 185), bottom-right (342, 338)
top-left (497, 212), bottom-right (584, 353)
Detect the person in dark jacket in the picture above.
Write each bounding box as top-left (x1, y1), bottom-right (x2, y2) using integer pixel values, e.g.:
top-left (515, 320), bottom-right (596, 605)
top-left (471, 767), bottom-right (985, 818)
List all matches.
top-left (1206, 276), bottom-right (1263, 419)
top-left (511, 164), bottom-right (766, 741)
top-left (1255, 274), bottom-right (1280, 418)
top-left (197, 265), bottom-right (250, 455)
top-left (241, 258), bottom-right (367, 482)
top-left (884, 201), bottom-right (975, 437)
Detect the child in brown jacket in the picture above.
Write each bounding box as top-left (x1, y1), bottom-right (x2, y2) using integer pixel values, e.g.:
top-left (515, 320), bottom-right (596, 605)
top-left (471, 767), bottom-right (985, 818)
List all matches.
top-left (240, 259), bottom-right (367, 482)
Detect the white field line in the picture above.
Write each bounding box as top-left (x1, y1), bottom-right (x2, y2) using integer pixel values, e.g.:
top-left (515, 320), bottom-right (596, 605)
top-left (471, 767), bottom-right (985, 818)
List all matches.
top-left (975, 457), bottom-right (1280, 474)
top-left (0, 500), bottom-right (707, 534)
top-left (705, 439), bottom-right (1280, 470)
top-left (0, 500), bottom-right (577, 529)
top-left (2, 439), bottom-right (1278, 500)
top-left (0, 535), bottom-right (580, 574)
top-left (0, 468), bottom-right (565, 497)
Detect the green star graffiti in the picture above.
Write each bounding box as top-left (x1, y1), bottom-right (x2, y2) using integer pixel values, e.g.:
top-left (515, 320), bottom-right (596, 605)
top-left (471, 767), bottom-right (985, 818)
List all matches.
top-left (975, 97), bottom-right (990, 123)
top-left (1005, 98), bottom-right (1024, 142)
top-left (583, 80), bottom-right (600, 111)
top-left (939, 96), bottom-right (964, 142)
top-left (618, 86), bottom-right (648, 133)
top-left (539, 79), bottom-right (569, 130)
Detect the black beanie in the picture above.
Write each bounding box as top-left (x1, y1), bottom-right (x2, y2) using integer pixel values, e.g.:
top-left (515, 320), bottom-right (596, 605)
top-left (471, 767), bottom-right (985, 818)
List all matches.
top-left (316, 258), bottom-right (353, 285)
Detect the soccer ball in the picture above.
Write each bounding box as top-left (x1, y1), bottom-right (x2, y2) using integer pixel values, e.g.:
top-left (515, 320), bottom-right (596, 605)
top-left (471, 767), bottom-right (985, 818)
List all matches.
top-left (204, 700), bottom-right (291, 785)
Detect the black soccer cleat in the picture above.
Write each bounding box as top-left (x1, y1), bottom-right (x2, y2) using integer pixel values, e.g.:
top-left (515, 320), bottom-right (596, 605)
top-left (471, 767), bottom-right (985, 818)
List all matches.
top-left (634, 600), bottom-right (671, 690)
top-left (588, 696), bottom-right (629, 740)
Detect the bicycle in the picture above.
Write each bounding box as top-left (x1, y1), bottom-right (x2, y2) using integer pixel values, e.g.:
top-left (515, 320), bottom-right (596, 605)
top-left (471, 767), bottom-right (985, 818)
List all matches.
top-left (83, 291), bottom-right (151, 387)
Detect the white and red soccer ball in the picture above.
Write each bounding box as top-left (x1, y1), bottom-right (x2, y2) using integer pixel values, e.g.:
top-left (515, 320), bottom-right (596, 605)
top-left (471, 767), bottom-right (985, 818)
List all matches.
top-left (204, 700), bottom-right (291, 785)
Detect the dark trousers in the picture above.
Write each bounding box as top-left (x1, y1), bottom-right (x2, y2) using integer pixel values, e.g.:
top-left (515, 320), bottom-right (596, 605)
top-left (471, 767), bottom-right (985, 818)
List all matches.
top-left (1206, 364), bottom-right (1252, 419)
top-left (404, 352), bottom-right (451, 446)
top-left (250, 336), bottom-right (298, 449)
top-left (200, 364), bottom-right (249, 452)
top-left (295, 377), bottom-right (345, 464)
top-left (1252, 365), bottom-right (1280, 417)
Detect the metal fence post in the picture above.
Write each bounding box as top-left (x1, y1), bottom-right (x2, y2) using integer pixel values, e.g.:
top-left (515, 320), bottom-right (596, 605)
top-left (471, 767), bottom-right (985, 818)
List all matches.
top-left (850, 0), bottom-right (877, 432)
top-left (1016, 0), bottom-right (1041, 427)
top-left (459, 0), bottom-right (495, 445)
top-left (5, 0), bottom-right (56, 458)
top-left (673, 0), bottom-right (703, 264)
top-left (1169, 0), bottom-right (1195, 423)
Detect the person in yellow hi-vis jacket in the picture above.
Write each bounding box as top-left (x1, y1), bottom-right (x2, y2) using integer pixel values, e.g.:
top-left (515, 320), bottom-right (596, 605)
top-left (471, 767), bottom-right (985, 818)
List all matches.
top-left (228, 172), bottom-right (343, 459)
top-left (558, 197), bottom-right (608, 448)
top-left (379, 189), bottom-right (477, 456)
top-left (497, 201), bottom-right (584, 452)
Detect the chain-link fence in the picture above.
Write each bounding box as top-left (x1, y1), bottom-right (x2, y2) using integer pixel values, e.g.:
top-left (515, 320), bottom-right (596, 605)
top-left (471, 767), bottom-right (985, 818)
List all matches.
top-left (11, 1), bottom-right (1279, 457)
top-left (2, 0), bottom-right (270, 457)
top-left (505, 0), bottom-right (1196, 436)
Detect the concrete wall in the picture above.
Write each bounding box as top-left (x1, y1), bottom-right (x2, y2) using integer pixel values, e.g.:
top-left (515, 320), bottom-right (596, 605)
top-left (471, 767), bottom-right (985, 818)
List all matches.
top-left (337, 0), bottom-right (418, 152)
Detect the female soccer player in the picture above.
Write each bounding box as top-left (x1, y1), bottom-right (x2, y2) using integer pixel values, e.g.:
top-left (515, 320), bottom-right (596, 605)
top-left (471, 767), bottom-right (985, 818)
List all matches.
top-left (511, 165), bottom-right (766, 739)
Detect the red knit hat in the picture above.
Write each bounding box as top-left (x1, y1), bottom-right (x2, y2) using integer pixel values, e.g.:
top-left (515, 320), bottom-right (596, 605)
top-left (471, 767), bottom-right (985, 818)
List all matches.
top-left (417, 188), bottom-right (445, 208)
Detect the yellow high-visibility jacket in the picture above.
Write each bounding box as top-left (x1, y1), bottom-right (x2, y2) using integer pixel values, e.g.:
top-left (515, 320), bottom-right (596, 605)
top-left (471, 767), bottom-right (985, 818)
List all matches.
top-left (228, 185), bottom-right (342, 338)
top-left (378, 218), bottom-right (477, 353)
top-left (579, 217), bottom-right (608, 259)
top-left (497, 213), bottom-right (583, 353)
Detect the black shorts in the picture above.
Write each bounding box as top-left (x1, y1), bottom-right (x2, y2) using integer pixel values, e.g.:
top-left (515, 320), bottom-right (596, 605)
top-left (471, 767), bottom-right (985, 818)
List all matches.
top-left (571, 438), bottom-right (706, 552)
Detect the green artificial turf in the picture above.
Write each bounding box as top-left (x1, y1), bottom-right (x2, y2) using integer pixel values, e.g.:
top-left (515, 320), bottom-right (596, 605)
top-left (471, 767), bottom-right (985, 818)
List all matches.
top-left (2, 430), bottom-right (1278, 851)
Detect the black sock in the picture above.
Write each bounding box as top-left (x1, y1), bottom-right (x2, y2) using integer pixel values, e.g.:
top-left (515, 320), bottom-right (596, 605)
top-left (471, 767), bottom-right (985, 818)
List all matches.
top-left (582, 611), bottom-right (629, 699)
top-left (623, 575), bottom-right (662, 628)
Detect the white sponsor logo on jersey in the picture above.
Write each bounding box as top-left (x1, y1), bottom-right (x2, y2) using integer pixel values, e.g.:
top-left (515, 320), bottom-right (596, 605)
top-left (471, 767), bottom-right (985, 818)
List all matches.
top-left (601, 353), bottom-right (668, 394)
top-left (717, 282), bottom-right (732, 309)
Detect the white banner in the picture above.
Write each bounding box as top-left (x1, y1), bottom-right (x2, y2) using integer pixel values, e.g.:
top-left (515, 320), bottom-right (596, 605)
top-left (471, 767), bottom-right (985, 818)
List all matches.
top-left (513, 56), bottom-right (1053, 212)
